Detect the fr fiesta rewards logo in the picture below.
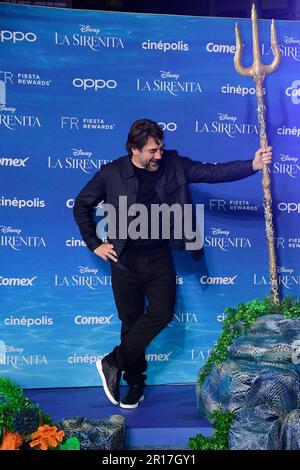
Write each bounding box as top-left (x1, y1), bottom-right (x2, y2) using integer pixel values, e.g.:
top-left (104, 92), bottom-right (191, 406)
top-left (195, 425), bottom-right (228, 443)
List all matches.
top-left (209, 199), bottom-right (259, 212)
top-left (60, 116), bottom-right (116, 130)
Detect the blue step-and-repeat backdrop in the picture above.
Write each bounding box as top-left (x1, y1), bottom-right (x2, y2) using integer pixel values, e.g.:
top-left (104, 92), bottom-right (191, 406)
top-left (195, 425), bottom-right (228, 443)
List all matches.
top-left (0, 3), bottom-right (299, 388)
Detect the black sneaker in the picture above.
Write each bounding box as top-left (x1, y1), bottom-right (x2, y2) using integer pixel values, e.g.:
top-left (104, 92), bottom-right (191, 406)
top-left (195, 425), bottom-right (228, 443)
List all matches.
top-left (96, 356), bottom-right (121, 405)
top-left (120, 385), bottom-right (145, 409)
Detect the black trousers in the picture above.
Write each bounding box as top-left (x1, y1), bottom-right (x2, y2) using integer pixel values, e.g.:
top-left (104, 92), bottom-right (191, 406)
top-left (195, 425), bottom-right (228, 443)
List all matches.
top-left (109, 247), bottom-right (176, 386)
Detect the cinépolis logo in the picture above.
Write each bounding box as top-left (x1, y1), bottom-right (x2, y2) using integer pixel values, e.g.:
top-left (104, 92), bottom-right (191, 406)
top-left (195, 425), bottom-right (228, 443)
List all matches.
top-left (141, 39), bottom-right (189, 52)
top-left (0, 196), bottom-right (45, 209)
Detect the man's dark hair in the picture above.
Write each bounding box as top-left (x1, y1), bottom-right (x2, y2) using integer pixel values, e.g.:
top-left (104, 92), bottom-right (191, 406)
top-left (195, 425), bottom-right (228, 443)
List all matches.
top-left (126, 119), bottom-right (164, 156)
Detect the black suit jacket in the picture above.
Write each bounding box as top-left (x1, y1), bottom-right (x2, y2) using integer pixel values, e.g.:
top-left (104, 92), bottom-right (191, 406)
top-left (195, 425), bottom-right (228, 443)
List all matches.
top-left (73, 150), bottom-right (256, 261)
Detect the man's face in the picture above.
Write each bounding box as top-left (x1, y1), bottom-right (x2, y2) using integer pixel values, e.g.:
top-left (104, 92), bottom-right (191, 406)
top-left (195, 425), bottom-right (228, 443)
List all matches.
top-left (131, 137), bottom-right (164, 172)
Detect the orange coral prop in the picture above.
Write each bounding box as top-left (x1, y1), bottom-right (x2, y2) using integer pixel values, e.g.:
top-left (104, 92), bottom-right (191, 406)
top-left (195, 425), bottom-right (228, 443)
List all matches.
top-left (0, 430), bottom-right (23, 450)
top-left (29, 424), bottom-right (65, 450)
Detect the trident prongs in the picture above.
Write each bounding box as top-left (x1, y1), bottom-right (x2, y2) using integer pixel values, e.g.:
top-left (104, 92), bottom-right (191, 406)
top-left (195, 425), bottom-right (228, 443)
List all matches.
top-left (234, 4), bottom-right (281, 79)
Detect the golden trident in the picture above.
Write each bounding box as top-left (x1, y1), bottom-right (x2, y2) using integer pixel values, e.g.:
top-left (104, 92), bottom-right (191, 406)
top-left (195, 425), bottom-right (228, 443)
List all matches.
top-left (234, 4), bottom-right (281, 304)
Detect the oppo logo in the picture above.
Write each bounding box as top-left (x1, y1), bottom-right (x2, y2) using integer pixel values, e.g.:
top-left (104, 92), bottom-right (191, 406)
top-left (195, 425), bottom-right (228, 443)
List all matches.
top-left (157, 122), bottom-right (177, 132)
top-left (278, 202), bottom-right (300, 213)
top-left (66, 199), bottom-right (74, 208)
top-left (0, 30), bottom-right (37, 43)
top-left (72, 78), bottom-right (117, 91)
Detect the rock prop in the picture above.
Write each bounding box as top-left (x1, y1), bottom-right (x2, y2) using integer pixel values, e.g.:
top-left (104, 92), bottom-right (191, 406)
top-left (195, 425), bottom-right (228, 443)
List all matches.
top-left (197, 314), bottom-right (300, 450)
top-left (57, 415), bottom-right (126, 450)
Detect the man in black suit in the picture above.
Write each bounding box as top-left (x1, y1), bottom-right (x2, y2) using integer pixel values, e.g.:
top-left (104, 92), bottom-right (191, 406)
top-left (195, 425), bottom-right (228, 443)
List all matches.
top-left (73, 118), bottom-right (272, 409)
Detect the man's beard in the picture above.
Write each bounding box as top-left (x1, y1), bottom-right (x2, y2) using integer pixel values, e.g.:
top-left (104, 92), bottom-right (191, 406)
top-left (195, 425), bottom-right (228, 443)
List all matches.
top-left (145, 159), bottom-right (160, 171)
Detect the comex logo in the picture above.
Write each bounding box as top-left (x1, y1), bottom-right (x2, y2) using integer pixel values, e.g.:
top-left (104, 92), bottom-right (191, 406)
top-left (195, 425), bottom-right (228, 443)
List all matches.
top-left (286, 80), bottom-right (300, 104)
top-left (0, 276), bottom-right (37, 286)
top-left (72, 78), bottom-right (117, 91)
top-left (146, 352), bottom-right (172, 362)
top-left (206, 42), bottom-right (236, 54)
top-left (74, 315), bottom-right (113, 325)
top-left (200, 275), bottom-right (237, 285)
top-left (0, 30), bottom-right (37, 43)
top-left (0, 156), bottom-right (30, 167)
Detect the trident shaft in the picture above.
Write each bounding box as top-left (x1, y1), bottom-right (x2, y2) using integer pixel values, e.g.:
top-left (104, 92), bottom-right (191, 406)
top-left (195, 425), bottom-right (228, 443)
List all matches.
top-left (234, 4), bottom-right (281, 304)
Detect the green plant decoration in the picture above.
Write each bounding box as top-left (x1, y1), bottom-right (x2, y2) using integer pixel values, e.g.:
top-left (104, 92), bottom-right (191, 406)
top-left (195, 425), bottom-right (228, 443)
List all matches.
top-left (0, 378), bottom-right (79, 450)
top-left (189, 411), bottom-right (234, 450)
top-left (12, 407), bottom-right (40, 435)
top-left (54, 437), bottom-right (81, 450)
top-left (0, 377), bottom-right (33, 431)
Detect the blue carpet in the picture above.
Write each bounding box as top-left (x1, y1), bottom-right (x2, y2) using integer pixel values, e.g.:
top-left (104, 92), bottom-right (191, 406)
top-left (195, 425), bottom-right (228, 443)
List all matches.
top-left (24, 384), bottom-right (212, 449)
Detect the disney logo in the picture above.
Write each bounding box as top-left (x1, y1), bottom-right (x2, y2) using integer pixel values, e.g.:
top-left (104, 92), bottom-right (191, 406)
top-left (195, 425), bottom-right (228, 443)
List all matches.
top-left (79, 25), bottom-right (100, 34)
top-left (78, 266), bottom-right (99, 275)
top-left (218, 113), bottom-right (237, 122)
top-left (72, 149), bottom-right (93, 158)
top-left (5, 346), bottom-right (24, 353)
top-left (0, 104), bottom-right (16, 113)
top-left (0, 226), bottom-right (22, 235)
top-left (280, 154), bottom-right (298, 163)
top-left (160, 71), bottom-right (180, 80)
top-left (211, 228), bottom-right (230, 236)
top-left (283, 35), bottom-right (300, 45)
top-left (277, 266), bottom-right (294, 274)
